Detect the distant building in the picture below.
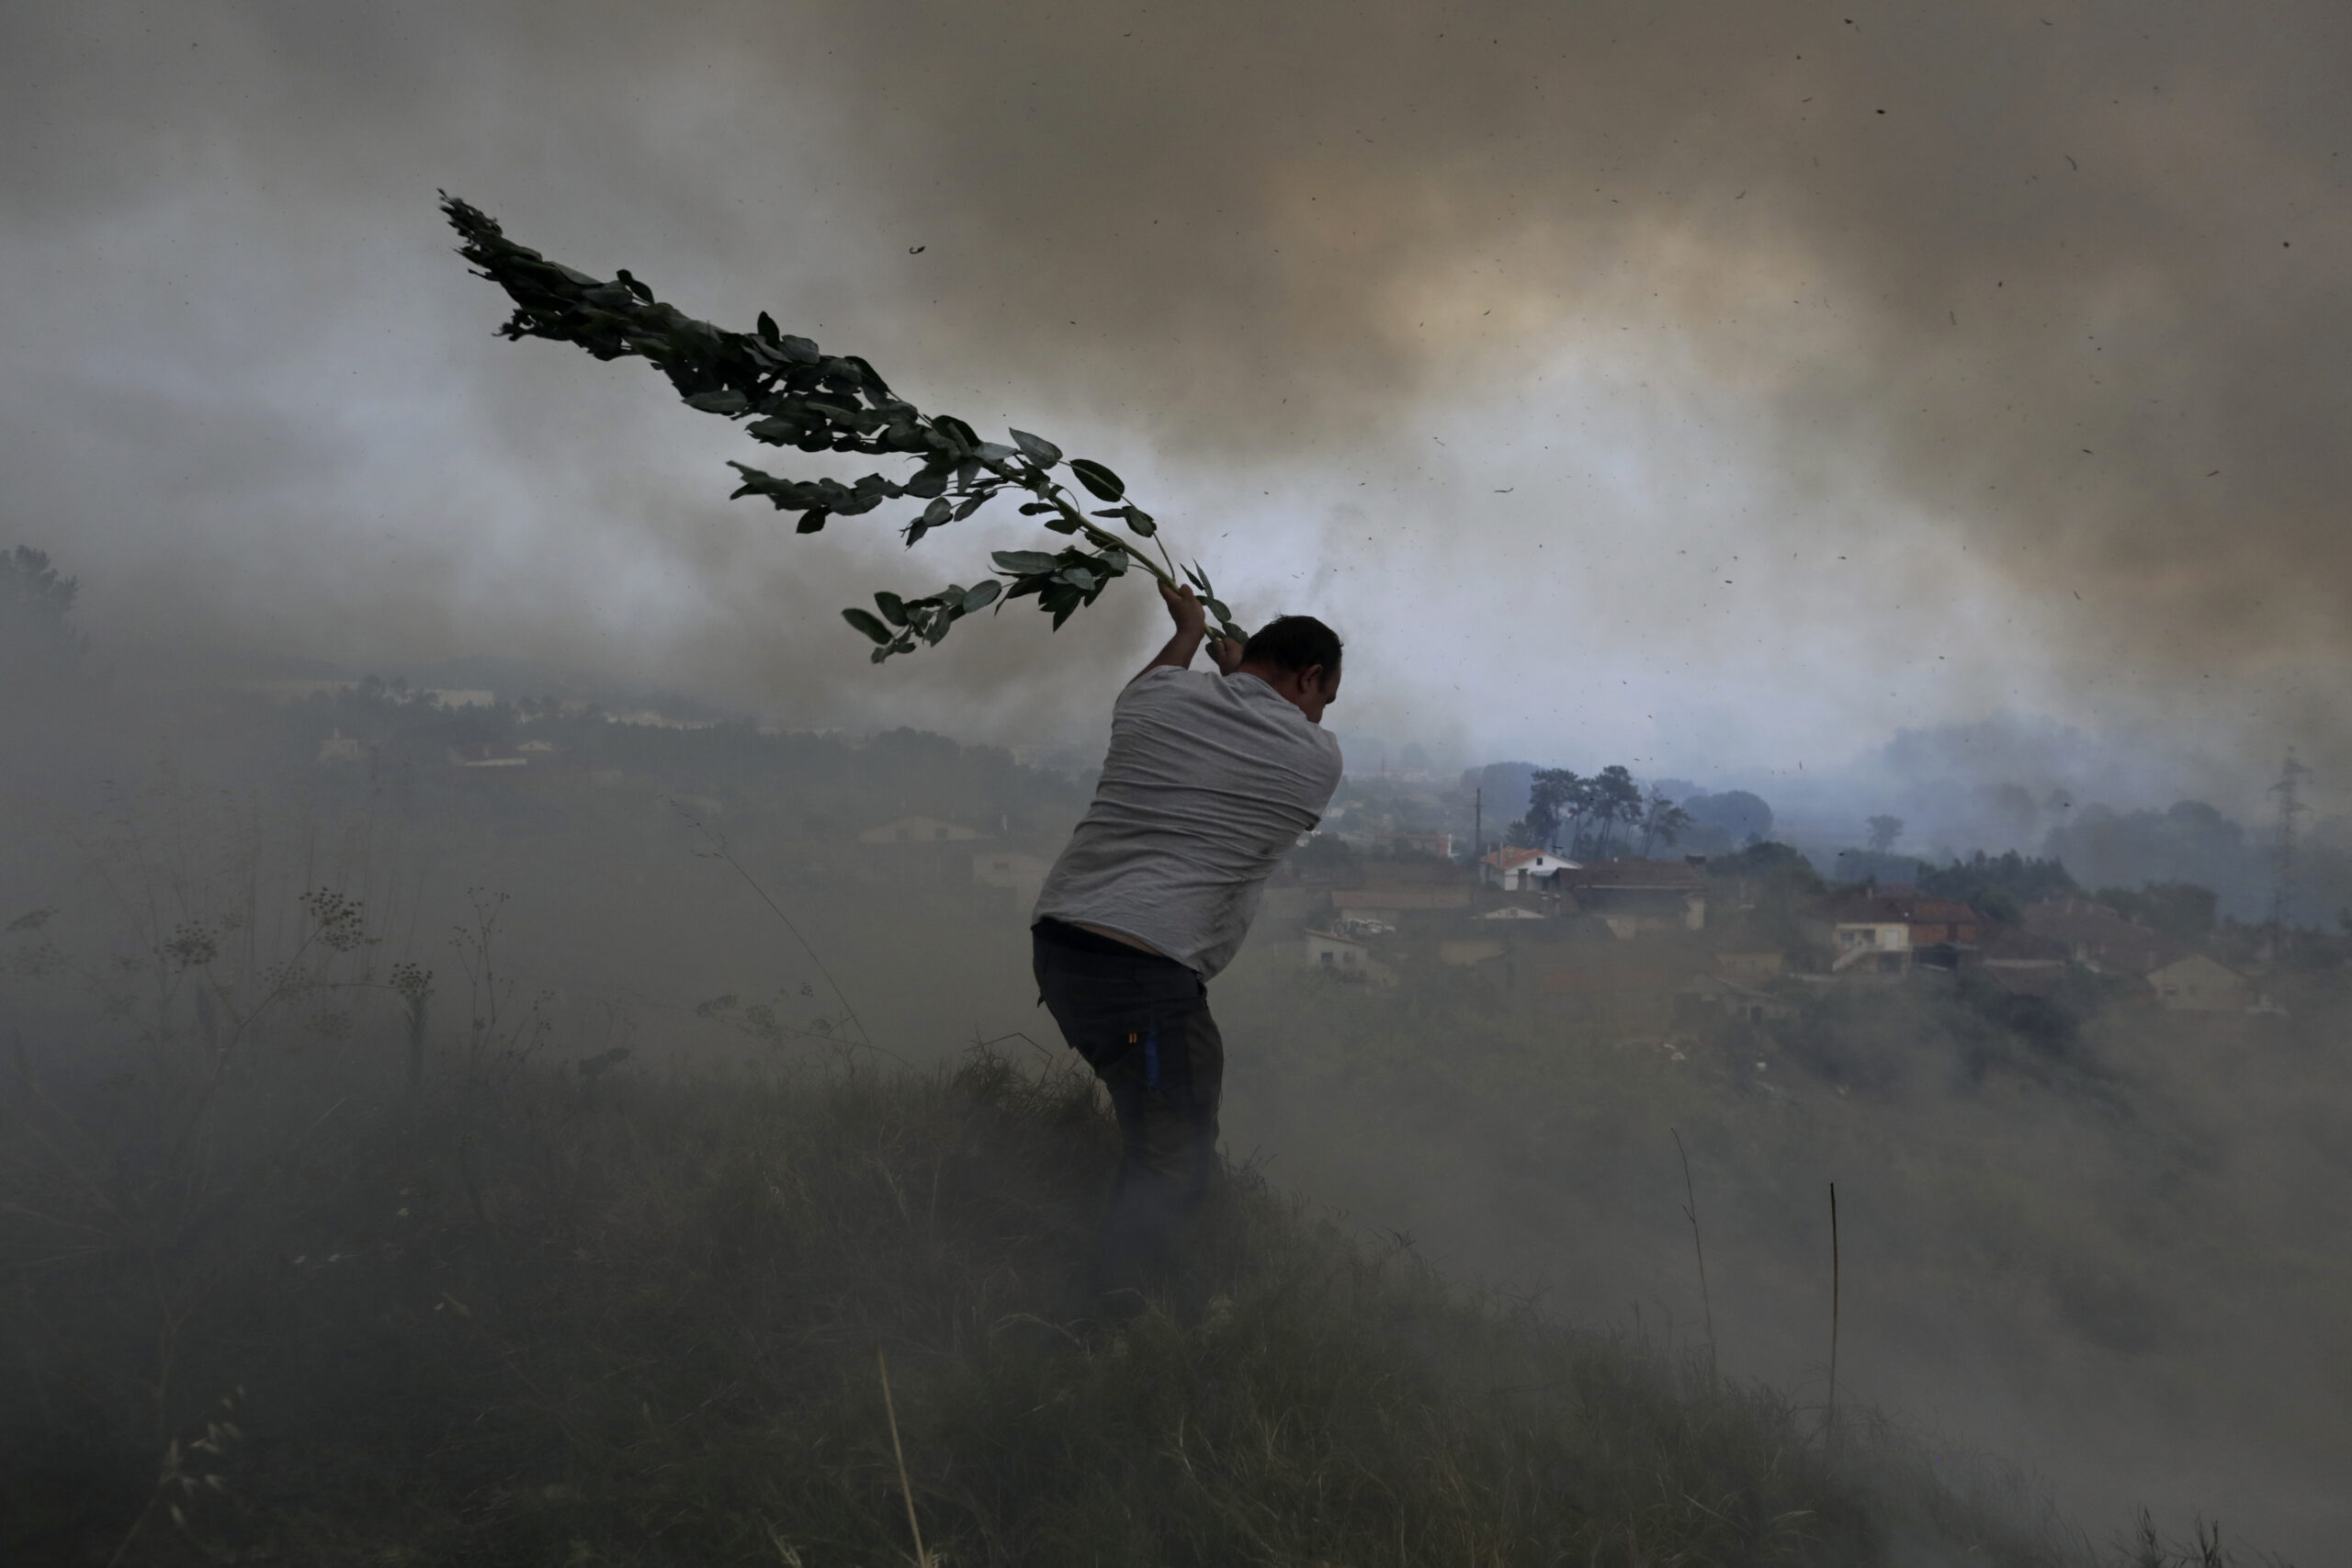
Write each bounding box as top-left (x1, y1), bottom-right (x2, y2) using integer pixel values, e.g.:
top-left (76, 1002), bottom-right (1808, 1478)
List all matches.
top-left (1480, 847), bottom-right (1580, 891)
top-left (1678, 973), bottom-right (1798, 1026)
top-left (1977, 925), bottom-right (2071, 996)
top-left (1713, 950), bottom-right (1784, 982)
top-left (1386, 831), bottom-right (1454, 859)
top-left (1304, 928), bottom-right (1395, 984)
top-left (317, 730), bottom-right (362, 763)
top-left (515, 738), bottom-right (557, 755)
top-left (1802, 889), bottom-right (1978, 972)
top-left (1558, 860), bottom-right (1709, 936)
top-left (1330, 886), bottom-right (1471, 919)
top-left (2146, 953), bottom-right (2251, 1013)
top-left (972, 850), bottom-right (1050, 911)
top-left (1478, 905), bottom-right (1546, 921)
top-left (2021, 897), bottom-right (2184, 976)
top-left (858, 815), bottom-right (985, 845)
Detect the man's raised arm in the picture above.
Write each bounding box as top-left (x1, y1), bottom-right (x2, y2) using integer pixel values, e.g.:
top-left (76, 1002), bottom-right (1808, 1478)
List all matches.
top-left (1133, 581), bottom-right (1246, 683)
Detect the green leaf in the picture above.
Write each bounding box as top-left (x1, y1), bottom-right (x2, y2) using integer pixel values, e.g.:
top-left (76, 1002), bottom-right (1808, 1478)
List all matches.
top-left (797, 508), bottom-right (830, 535)
top-left (973, 442), bottom-right (1017, 463)
top-left (1043, 514), bottom-right (1080, 534)
top-left (1058, 567), bottom-right (1099, 592)
top-left (992, 549), bottom-right (1062, 575)
top-left (875, 592), bottom-right (909, 627)
top-left (922, 498), bottom-right (953, 526)
top-left (757, 311), bottom-right (780, 344)
top-left (933, 414), bottom-right (978, 450)
top-left (960, 580), bottom-right (1001, 612)
top-left (684, 389), bottom-right (749, 415)
top-left (1069, 457), bottom-right (1125, 501)
top-left (1123, 508), bottom-right (1158, 538)
top-left (842, 608), bottom-right (892, 644)
top-left (1018, 502), bottom-right (1058, 515)
top-left (1010, 429), bottom-right (1064, 465)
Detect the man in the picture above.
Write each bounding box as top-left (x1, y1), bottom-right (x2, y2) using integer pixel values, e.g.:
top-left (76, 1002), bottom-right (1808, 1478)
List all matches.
top-left (1032, 580), bottom-right (1344, 1307)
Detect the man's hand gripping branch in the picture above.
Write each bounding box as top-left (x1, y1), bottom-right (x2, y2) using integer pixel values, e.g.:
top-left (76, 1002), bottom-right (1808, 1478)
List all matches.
top-left (1136, 581), bottom-right (1246, 682)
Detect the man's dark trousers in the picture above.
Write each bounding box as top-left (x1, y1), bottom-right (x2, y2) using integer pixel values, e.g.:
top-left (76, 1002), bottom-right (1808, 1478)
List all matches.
top-left (1032, 922), bottom-right (1225, 1301)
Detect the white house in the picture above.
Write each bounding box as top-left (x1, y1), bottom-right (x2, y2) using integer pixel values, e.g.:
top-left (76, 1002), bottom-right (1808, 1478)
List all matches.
top-left (1479, 847), bottom-right (1581, 891)
top-left (1304, 928), bottom-right (1395, 984)
top-left (858, 815), bottom-right (986, 845)
top-left (316, 730), bottom-right (362, 763)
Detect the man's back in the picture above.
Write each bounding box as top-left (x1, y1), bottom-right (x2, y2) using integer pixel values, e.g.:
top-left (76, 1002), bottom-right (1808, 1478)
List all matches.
top-left (1035, 664), bottom-right (1342, 977)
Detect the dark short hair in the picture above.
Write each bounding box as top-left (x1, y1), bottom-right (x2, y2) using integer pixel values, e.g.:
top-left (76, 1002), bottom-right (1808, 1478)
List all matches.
top-left (1242, 615), bottom-right (1342, 678)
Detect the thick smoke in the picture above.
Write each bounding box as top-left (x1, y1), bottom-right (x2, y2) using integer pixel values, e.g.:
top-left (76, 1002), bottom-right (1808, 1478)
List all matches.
top-left (4, 0), bottom-right (2348, 780)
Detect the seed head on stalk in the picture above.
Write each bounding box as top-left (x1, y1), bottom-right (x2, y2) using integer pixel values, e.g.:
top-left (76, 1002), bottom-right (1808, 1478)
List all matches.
top-left (438, 195), bottom-right (1246, 660)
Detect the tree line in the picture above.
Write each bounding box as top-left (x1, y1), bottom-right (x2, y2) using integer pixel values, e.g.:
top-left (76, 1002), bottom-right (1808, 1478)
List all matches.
top-left (1506, 765), bottom-right (1692, 861)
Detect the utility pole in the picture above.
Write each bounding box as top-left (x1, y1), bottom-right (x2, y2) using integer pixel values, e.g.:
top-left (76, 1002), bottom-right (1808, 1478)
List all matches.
top-left (1473, 786), bottom-right (1484, 902)
top-left (2267, 750), bottom-right (2310, 953)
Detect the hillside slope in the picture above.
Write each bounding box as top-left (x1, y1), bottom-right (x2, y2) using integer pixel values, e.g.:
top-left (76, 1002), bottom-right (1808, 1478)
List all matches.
top-left (4, 1041), bottom-right (2231, 1567)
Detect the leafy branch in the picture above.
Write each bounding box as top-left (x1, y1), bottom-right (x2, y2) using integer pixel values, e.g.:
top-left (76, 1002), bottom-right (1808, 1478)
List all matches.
top-left (439, 195), bottom-right (1244, 660)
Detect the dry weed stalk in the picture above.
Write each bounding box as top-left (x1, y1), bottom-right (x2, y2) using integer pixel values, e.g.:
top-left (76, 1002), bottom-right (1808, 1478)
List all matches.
top-left (1826, 1180), bottom-right (1842, 1451)
top-left (876, 1345), bottom-right (932, 1567)
top-left (1671, 1127), bottom-right (1716, 1384)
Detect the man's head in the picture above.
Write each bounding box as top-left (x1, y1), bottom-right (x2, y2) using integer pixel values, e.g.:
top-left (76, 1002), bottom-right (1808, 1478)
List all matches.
top-left (1236, 615), bottom-right (1343, 723)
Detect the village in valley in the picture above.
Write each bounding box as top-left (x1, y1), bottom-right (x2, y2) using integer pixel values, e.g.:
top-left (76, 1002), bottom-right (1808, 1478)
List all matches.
top-left (1279, 835), bottom-right (2267, 1035)
top-left (1251, 754), bottom-right (2317, 1055)
top-left (282, 671), bottom-right (2324, 1065)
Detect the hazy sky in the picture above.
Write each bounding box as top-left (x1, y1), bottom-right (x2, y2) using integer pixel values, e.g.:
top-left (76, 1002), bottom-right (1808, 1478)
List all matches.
top-left (6, 0), bottom-right (2349, 810)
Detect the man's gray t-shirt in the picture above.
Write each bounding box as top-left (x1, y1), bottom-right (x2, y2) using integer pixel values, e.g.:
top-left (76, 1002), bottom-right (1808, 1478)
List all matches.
top-left (1035, 667), bottom-right (1344, 979)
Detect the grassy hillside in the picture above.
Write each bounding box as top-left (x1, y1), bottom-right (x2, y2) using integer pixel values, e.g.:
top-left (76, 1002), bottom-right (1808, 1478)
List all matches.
top-left (4, 1033), bottom-right (2204, 1568)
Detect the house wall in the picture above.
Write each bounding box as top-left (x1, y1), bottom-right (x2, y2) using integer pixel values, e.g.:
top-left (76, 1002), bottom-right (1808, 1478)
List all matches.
top-left (2150, 959), bottom-right (2249, 1013)
top-left (1305, 931), bottom-right (1366, 968)
top-left (1303, 931), bottom-right (1395, 984)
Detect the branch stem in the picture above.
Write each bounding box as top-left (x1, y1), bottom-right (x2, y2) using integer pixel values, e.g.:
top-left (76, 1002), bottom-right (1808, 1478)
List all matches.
top-left (1042, 485), bottom-right (1176, 588)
